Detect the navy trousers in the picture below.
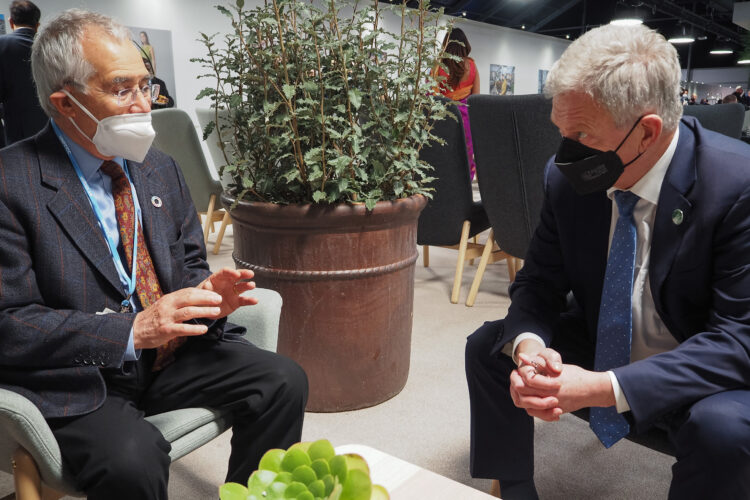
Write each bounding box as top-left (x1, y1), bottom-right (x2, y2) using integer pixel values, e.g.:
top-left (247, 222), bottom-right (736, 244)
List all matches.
top-left (465, 319), bottom-right (750, 500)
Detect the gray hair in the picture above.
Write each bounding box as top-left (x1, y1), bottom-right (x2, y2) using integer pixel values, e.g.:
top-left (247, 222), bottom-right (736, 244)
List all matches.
top-left (31, 9), bottom-right (132, 117)
top-left (544, 24), bottom-right (683, 132)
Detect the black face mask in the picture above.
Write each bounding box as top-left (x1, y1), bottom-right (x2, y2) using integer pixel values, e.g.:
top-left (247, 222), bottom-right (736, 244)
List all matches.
top-left (554, 116), bottom-right (645, 195)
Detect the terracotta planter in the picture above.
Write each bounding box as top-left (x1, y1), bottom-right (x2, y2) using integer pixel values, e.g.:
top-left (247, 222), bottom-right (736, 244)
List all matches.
top-left (222, 193), bottom-right (427, 412)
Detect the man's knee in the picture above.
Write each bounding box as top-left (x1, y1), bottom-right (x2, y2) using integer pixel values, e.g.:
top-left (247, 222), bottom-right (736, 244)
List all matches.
top-left (677, 391), bottom-right (750, 463)
top-left (77, 424), bottom-right (170, 497)
top-left (465, 320), bottom-right (505, 370)
top-left (271, 354), bottom-right (309, 405)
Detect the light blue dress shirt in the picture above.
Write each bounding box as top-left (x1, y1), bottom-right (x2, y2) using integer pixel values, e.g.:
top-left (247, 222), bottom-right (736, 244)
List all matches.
top-left (52, 119), bottom-right (141, 361)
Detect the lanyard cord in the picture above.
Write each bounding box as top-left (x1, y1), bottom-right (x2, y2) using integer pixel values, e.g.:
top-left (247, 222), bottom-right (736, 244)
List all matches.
top-left (51, 120), bottom-right (139, 309)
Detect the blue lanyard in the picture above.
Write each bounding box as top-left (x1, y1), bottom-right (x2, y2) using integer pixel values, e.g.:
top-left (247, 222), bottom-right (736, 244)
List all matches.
top-left (51, 121), bottom-right (139, 311)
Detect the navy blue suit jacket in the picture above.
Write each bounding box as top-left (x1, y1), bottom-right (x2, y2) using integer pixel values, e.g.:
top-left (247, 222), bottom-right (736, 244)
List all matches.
top-left (496, 116), bottom-right (750, 433)
top-left (0, 124), bottom-right (232, 418)
top-left (0, 28), bottom-right (48, 144)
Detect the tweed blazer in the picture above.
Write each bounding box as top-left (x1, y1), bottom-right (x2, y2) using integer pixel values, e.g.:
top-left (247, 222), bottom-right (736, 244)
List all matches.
top-left (0, 124), bottom-right (221, 418)
top-left (494, 116), bottom-right (750, 433)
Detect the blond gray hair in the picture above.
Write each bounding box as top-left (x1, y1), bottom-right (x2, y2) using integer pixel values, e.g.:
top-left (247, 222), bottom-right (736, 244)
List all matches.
top-left (31, 9), bottom-right (132, 117)
top-left (544, 24), bottom-right (683, 132)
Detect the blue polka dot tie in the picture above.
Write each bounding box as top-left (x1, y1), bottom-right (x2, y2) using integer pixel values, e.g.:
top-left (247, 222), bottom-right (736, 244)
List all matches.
top-left (590, 190), bottom-right (639, 448)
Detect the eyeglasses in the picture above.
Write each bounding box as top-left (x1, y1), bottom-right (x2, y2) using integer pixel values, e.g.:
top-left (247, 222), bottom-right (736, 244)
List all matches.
top-left (112, 83), bottom-right (161, 107)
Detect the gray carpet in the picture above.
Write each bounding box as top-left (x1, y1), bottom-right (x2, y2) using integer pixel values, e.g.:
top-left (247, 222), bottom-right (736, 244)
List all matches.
top-left (0, 224), bottom-right (675, 499)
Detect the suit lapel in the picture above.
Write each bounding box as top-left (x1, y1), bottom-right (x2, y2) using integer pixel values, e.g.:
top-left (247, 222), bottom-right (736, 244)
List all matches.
top-left (650, 120), bottom-right (696, 322)
top-left (128, 155), bottom-right (175, 292)
top-left (38, 127), bottom-right (125, 297)
top-left (575, 190), bottom-right (611, 333)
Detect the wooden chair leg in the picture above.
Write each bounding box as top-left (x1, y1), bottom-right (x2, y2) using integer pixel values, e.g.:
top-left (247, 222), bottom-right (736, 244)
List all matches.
top-left (11, 448), bottom-right (66, 500)
top-left (423, 245), bottom-right (430, 267)
top-left (203, 194), bottom-right (217, 244)
top-left (451, 221), bottom-right (472, 304)
top-left (470, 234), bottom-right (478, 266)
top-left (212, 211), bottom-right (232, 255)
top-left (13, 447), bottom-right (43, 500)
top-left (466, 229), bottom-right (495, 307)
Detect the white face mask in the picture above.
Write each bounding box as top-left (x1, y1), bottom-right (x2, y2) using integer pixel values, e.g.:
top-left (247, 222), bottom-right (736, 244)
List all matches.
top-left (63, 90), bottom-right (155, 162)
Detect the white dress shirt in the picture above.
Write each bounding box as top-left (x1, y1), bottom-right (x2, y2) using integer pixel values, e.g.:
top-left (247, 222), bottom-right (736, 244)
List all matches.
top-left (509, 128), bottom-right (681, 413)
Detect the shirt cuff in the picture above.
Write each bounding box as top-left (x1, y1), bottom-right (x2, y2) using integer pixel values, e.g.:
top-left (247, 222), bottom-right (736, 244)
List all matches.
top-left (607, 370), bottom-right (631, 413)
top-left (501, 332), bottom-right (546, 366)
top-left (123, 327), bottom-right (141, 362)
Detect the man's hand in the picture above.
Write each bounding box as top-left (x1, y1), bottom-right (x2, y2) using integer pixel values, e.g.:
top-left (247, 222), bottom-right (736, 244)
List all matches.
top-left (132, 268), bottom-right (258, 349)
top-left (197, 267), bottom-right (258, 318)
top-left (511, 347), bottom-right (616, 421)
top-left (133, 288), bottom-right (225, 349)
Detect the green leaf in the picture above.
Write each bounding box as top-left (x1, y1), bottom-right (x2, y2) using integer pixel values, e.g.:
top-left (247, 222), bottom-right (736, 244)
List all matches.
top-left (283, 84), bottom-right (296, 100)
top-left (312, 190), bottom-right (327, 203)
top-left (348, 89), bottom-right (362, 110)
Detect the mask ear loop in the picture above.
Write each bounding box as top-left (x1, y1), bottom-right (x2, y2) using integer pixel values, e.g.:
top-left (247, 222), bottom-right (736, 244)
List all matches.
top-left (614, 115), bottom-right (647, 167)
top-left (62, 89), bottom-right (100, 145)
top-left (613, 114), bottom-right (645, 153)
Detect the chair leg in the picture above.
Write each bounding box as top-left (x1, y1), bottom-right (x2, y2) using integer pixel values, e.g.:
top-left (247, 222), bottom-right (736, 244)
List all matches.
top-left (203, 194), bottom-right (217, 244)
top-left (13, 447), bottom-right (43, 500)
top-left (423, 245), bottom-right (429, 267)
top-left (451, 221), bottom-right (472, 304)
top-left (470, 234), bottom-right (478, 266)
top-left (212, 211), bottom-right (232, 255)
top-left (466, 229), bottom-right (495, 307)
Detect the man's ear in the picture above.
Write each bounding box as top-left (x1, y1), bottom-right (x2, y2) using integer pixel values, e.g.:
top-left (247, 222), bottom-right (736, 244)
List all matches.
top-left (49, 91), bottom-right (76, 119)
top-left (638, 114), bottom-right (663, 152)
top-left (8, 19), bottom-right (15, 30)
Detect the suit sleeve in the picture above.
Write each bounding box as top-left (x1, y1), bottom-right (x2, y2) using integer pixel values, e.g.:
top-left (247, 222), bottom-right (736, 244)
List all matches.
top-left (615, 181), bottom-right (750, 432)
top-left (498, 160), bottom-right (571, 351)
top-left (0, 186), bottom-right (132, 369)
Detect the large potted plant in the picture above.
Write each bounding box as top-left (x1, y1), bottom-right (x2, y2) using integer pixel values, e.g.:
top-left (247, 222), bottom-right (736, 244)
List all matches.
top-left (193, 0), bottom-right (449, 411)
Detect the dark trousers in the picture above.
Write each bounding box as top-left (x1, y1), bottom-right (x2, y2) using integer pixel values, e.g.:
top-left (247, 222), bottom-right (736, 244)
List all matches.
top-left (48, 336), bottom-right (308, 500)
top-left (465, 319), bottom-right (750, 500)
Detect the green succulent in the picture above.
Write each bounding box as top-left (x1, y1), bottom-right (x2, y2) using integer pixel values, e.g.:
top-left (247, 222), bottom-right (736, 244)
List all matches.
top-left (220, 439), bottom-right (389, 500)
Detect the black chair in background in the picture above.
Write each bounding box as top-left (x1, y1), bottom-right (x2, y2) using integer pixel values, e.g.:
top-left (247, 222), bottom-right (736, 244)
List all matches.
top-left (465, 94), bottom-right (560, 306)
top-left (417, 98), bottom-right (493, 304)
top-left (683, 102), bottom-right (745, 139)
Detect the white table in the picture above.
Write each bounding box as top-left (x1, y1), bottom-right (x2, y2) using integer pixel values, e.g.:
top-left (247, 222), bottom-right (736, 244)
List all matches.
top-left (335, 444), bottom-right (497, 500)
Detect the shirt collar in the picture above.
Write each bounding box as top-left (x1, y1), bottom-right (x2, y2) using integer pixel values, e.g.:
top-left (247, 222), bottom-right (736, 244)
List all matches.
top-left (51, 118), bottom-right (125, 181)
top-left (607, 126), bottom-right (680, 205)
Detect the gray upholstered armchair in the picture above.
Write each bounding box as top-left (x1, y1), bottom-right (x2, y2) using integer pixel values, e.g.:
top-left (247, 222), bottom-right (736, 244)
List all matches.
top-left (0, 289), bottom-right (281, 500)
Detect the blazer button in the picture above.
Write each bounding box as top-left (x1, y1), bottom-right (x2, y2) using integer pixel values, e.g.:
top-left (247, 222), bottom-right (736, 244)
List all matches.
top-left (83, 359), bottom-right (90, 365)
top-left (74, 357), bottom-right (81, 364)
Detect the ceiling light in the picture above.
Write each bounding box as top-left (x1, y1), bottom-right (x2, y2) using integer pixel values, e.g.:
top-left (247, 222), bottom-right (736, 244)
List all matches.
top-left (738, 59), bottom-right (750, 65)
top-left (668, 24), bottom-right (694, 44)
top-left (610, 18), bottom-right (643, 26)
top-left (610, 3), bottom-right (644, 26)
top-left (710, 49), bottom-right (733, 55)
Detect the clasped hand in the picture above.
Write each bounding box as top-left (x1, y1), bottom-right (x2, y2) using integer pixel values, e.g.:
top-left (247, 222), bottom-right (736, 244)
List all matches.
top-left (132, 268), bottom-right (257, 349)
top-left (509, 344), bottom-right (614, 421)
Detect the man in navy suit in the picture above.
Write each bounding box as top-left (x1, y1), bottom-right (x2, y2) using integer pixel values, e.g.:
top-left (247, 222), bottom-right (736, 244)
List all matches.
top-left (465, 24), bottom-right (750, 500)
top-left (0, 0), bottom-right (47, 145)
top-left (0, 10), bottom-right (307, 499)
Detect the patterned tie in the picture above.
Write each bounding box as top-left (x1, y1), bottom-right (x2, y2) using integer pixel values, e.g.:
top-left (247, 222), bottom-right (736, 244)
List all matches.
top-left (590, 190), bottom-right (640, 448)
top-left (100, 160), bottom-right (185, 371)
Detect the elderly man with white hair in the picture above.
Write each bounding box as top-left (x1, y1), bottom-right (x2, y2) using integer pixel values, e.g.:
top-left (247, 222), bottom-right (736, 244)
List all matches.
top-left (465, 23), bottom-right (750, 500)
top-left (0, 9), bottom-right (307, 499)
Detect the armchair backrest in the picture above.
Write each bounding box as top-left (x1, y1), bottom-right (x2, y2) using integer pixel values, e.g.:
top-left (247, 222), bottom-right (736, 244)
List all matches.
top-left (417, 98), bottom-right (478, 246)
top-left (468, 94), bottom-right (559, 258)
top-left (151, 108), bottom-right (222, 210)
top-left (682, 103), bottom-right (745, 139)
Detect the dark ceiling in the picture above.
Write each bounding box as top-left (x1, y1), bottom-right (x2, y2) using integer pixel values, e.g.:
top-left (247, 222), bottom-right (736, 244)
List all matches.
top-left (386, 0), bottom-right (749, 70)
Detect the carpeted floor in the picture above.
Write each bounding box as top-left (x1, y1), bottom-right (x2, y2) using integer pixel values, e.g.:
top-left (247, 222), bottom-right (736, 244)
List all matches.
top-left (0, 224), bottom-right (675, 499)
